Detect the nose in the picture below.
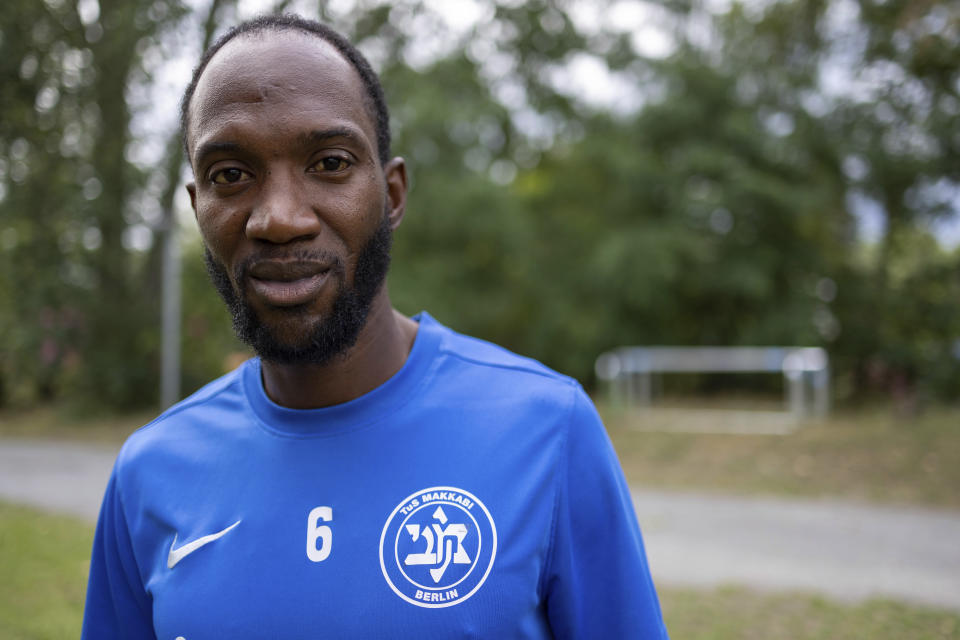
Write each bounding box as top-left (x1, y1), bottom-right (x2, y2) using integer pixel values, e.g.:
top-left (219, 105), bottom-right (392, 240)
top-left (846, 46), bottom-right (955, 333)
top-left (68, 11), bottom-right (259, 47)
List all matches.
top-left (245, 168), bottom-right (322, 244)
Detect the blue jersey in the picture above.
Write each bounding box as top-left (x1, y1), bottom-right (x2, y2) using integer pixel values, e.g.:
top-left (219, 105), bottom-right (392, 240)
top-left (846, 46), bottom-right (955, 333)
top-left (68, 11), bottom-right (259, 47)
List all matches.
top-left (83, 313), bottom-right (668, 639)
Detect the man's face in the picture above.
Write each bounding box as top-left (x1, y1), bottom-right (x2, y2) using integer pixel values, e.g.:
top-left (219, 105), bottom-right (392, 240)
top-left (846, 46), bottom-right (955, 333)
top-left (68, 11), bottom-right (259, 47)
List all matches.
top-left (185, 32), bottom-right (404, 365)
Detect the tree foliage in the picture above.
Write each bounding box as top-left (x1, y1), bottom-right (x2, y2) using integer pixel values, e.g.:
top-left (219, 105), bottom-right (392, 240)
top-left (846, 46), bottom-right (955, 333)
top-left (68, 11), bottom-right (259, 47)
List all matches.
top-left (1, 0), bottom-right (190, 408)
top-left (1, 0), bottom-right (958, 411)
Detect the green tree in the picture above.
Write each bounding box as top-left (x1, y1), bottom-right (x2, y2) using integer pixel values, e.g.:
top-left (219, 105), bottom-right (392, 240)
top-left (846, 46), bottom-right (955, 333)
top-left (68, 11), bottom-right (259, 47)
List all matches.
top-left (1, 0), bottom-right (187, 408)
top-left (2, 0), bottom-right (957, 411)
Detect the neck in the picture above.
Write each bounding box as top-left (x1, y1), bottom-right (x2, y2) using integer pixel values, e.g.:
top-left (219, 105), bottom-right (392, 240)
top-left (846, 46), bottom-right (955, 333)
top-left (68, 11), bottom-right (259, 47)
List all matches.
top-left (259, 290), bottom-right (418, 409)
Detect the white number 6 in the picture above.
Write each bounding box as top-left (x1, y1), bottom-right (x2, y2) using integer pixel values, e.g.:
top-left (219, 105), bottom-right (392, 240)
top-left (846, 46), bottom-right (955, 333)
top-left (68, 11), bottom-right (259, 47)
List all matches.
top-left (306, 506), bottom-right (332, 562)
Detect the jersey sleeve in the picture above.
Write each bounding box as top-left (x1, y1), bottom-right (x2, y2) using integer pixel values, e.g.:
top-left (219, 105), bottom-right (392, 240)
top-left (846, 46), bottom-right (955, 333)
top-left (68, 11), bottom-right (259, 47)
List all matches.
top-left (82, 464), bottom-right (156, 640)
top-left (542, 387), bottom-right (669, 639)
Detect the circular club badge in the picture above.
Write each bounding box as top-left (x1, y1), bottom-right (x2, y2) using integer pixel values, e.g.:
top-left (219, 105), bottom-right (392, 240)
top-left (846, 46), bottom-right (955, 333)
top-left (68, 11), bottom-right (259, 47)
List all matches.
top-left (379, 486), bottom-right (497, 608)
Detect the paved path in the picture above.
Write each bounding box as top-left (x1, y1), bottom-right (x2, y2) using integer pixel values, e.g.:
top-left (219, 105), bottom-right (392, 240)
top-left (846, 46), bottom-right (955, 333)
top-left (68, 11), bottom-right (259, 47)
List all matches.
top-left (2, 438), bottom-right (959, 611)
top-left (634, 490), bottom-right (960, 611)
top-left (0, 439), bottom-right (120, 521)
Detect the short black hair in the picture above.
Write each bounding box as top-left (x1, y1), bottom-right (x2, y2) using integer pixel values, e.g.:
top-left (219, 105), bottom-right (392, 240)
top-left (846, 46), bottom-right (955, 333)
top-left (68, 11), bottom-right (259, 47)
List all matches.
top-left (180, 14), bottom-right (391, 166)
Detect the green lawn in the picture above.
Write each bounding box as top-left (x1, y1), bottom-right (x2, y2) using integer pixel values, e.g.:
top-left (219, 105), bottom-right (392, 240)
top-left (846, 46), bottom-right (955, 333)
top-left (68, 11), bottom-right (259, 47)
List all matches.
top-left (0, 502), bottom-right (94, 640)
top-left (603, 405), bottom-right (960, 509)
top-left (0, 407), bottom-right (152, 444)
top-left (661, 585), bottom-right (960, 640)
top-left (2, 500), bottom-right (959, 639)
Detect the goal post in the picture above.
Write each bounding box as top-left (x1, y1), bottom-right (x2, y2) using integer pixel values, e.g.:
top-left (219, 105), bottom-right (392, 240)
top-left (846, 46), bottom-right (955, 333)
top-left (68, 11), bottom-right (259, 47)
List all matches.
top-left (595, 346), bottom-right (830, 421)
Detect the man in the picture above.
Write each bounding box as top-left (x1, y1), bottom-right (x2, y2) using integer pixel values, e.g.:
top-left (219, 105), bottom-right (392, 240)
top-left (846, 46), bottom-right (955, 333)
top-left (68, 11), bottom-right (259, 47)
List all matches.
top-left (83, 14), bottom-right (669, 639)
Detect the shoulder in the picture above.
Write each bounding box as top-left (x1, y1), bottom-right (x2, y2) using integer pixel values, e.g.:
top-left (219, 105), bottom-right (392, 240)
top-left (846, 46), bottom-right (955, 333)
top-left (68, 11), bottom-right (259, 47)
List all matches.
top-left (114, 362), bottom-right (251, 473)
top-left (421, 314), bottom-right (590, 421)
top-left (429, 316), bottom-right (578, 389)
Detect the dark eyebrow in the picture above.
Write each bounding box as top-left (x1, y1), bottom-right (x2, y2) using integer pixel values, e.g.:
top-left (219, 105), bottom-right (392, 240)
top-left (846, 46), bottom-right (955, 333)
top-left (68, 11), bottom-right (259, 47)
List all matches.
top-left (193, 140), bottom-right (243, 167)
top-left (297, 127), bottom-right (365, 149)
top-left (192, 127), bottom-right (368, 167)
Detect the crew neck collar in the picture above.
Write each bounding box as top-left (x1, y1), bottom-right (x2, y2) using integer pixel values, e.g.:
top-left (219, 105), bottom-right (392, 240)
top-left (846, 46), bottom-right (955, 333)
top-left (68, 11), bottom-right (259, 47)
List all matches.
top-left (243, 312), bottom-right (442, 437)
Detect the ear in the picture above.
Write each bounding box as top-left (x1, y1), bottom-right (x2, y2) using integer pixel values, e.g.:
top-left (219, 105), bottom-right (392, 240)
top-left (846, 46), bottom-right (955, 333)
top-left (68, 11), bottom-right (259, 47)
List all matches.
top-left (186, 182), bottom-right (197, 219)
top-left (383, 157), bottom-right (408, 231)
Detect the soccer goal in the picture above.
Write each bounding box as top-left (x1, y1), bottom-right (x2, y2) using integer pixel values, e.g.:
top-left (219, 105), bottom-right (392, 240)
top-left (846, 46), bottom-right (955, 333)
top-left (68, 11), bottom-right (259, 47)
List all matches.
top-left (595, 346), bottom-right (830, 431)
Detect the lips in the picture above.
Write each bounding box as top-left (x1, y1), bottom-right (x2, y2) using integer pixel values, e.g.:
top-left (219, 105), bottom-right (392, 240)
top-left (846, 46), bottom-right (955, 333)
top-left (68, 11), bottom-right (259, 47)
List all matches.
top-left (246, 260), bottom-right (332, 307)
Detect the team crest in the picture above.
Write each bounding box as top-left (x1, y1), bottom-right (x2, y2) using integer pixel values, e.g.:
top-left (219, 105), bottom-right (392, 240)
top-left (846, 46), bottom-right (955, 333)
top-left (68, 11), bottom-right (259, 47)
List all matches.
top-left (379, 486), bottom-right (496, 608)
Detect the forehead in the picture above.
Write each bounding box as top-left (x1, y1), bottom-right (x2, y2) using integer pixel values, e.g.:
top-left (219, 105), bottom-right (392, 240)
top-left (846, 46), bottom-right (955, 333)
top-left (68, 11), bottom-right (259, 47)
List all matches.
top-left (187, 31), bottom-right (374, 155)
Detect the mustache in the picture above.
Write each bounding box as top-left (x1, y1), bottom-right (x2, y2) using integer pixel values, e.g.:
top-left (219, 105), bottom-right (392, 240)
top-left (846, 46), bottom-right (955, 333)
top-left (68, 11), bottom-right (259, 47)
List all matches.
top-left (234, 247), bottom-right (346, 292)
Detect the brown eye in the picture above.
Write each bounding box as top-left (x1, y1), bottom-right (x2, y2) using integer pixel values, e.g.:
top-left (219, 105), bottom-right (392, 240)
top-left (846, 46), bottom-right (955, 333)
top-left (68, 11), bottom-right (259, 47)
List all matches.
top-left (211, 168), bottom-right (251, 184)
top-left (318, 157), bottom-right (349, 172)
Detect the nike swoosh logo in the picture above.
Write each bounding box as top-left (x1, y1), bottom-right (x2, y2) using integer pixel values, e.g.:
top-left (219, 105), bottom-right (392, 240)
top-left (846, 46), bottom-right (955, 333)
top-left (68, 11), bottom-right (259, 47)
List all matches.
top-left (168, 520), bottom-right (241, 569)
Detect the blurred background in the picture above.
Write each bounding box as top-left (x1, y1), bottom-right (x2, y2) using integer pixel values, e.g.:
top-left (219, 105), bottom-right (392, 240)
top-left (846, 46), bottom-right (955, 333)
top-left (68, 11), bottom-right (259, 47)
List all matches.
top-left (1, 0), bottom-right (959, 638)
top-left (2, 0), bottom-right (959, 412)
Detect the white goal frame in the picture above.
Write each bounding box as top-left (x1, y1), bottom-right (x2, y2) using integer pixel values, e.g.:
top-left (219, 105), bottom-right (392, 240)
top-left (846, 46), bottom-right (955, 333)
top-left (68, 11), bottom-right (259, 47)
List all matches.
top-left (595, 346), bottom-right (830, 421)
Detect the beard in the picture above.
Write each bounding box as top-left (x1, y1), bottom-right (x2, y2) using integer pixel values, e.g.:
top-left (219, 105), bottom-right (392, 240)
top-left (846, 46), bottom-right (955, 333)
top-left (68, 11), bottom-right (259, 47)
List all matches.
top-left (204, 213), bottom-right (393, 366)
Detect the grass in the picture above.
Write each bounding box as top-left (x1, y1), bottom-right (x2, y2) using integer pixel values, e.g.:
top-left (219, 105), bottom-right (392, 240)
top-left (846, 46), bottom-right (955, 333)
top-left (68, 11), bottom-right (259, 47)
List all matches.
top-left (0, 406), bottom-right (152, 444)
top-left (602, 403), bottom-right (960, 509)
top-left (0, 502), bottom-right (94, 640)
top-left (659, 585), bottom-right (960, 640)
top-left (2, 500), bottom-right (958, 639)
